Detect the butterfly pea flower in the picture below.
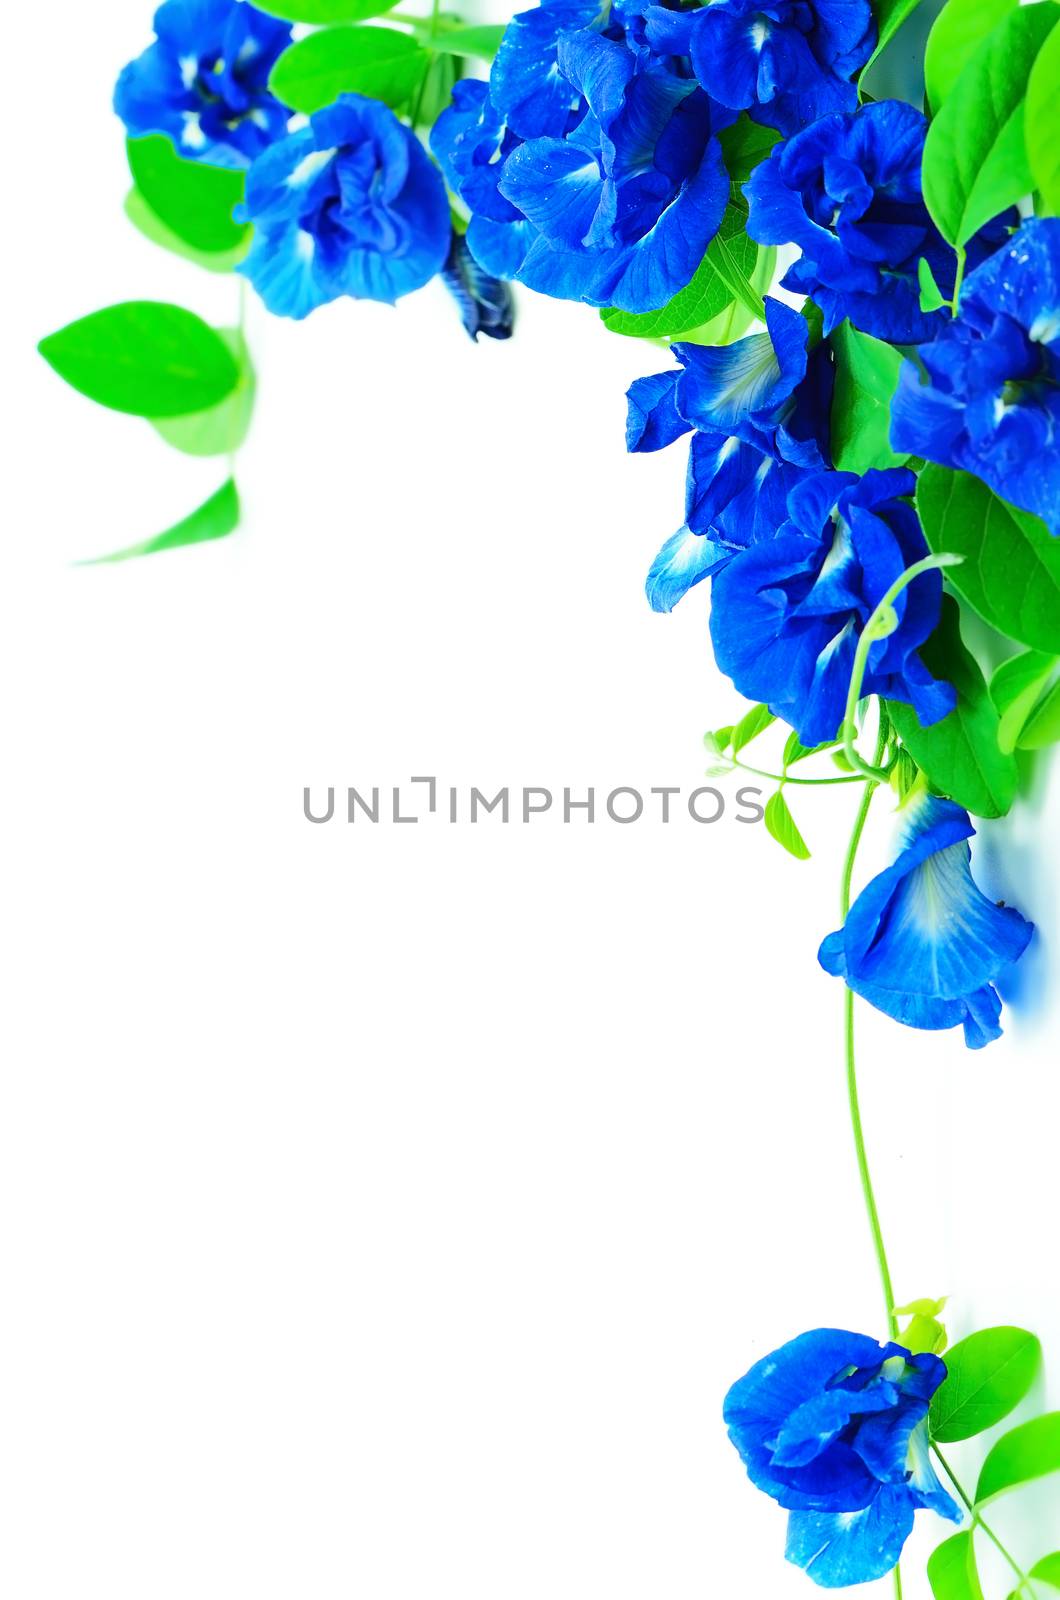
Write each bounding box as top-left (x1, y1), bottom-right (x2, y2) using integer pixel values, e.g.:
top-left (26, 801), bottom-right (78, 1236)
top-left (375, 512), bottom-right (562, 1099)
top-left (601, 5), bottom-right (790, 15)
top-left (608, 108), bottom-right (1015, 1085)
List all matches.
top-left (710, 468), bottom-right (954, 746)
top-left (644, 0), bottom-right (876, 137)
top-left (626, 298), bottom-right (833, 611)
top-left (891, 219), bottom-right (1060, 536)
top-left (441, 232), bottom-right (515, 342)
top-left (820, 795), bottom-right (1034, 1049)
top-left (115, 0), bottom-right (293, 169)
top-left (431, 3), bottom-right (731, 314)
top-left (237, 95), bottom-right (450, 320)
top-left (725, 1329), bottom-right (960, 1588)
top-left (745, 100), bottom-right (1010, 344)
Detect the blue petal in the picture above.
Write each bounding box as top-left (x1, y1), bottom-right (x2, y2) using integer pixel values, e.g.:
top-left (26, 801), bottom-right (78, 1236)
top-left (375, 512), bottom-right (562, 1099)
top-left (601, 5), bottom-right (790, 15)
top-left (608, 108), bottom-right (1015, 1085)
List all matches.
top-left (499, 136), bottom-right (606, 248)
top-left (626, 372), bottom-right (689, 452)
top-left (785, 1486), bottom-right (915, 1589)
top-left (490, 0), bottom-right (600, 140)
top-left (645, 526), bottom-right (721, 611)
top-left (673, 297), bottom-right (808, 434)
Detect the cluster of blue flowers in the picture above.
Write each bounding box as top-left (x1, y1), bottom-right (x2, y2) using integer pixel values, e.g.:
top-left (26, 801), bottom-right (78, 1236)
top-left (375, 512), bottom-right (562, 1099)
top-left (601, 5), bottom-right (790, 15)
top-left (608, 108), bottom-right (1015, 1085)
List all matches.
top-left (115, 0), bottom-right (514, 332)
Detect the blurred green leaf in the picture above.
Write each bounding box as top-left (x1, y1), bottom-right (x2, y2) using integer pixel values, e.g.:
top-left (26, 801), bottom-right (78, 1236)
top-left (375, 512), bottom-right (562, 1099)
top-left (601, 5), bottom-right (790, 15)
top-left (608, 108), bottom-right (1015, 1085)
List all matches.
top-left (930, 1327), bottom-right (1042, 1443)
top-left (1027, 20), bottom-right (1060, 214)
top-left (830, 320), bottom-right (908, 474)
top-left (270, 26), bottom-right (428, 113)
top-left (256, 0), bottom-right (399, 18)
top-left (990, 651), bottom-right (1060, 753)
top-left (863, 0), bottom-right (929, 76)
top-left (977, 1413), bottom-right (1060, 1505)
top-left (77, 480), bottom-right (240, 565)
top-left (928, 1532), bottom-right (984, 1600)
top-left (151, 330), bottom-right (256, 458)
top-left (427, 23), bottom-right (507, 58)
top-left (39, 302), bottom-right (239, 418)
top-left (731, 704), bottom-right (776, 754)
top-left (1020, 676), bottom-right (1060, 749)
top-left (126, 136), bottom-right (248, 255)
top-left (764, 790), bottom-right (810, 860)
top-left (924, 0), bottom-right (1016, 110)
top-left (125, 189), bottom-right (250, 273)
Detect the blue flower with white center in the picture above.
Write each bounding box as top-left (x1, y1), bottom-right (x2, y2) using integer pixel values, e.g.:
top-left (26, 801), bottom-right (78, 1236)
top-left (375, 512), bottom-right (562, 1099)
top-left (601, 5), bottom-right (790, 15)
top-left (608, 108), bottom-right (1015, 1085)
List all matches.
top-left (115, 0), bottom-right (292, 169)
top-left (725, 1329), bottom-right (959, 1587)
top-left (891, 219), bottom-right (1060, 536)
top-left (430, 3), bottom-right (731, 314)
top-left (819, 795), bottom-right (1034, 1048)
top-left (627, 298), bottom-right (833, 611)
top-left (710, 468), bottom-right (955, 746)
top-left (644, 0), bottom-right (876, 137)
top-left (441, 231), bottom-right (516, 342)
top-left (745, 100), bottom-right (1011, 344)
top-left (237, 95), bottom-right (450, 320)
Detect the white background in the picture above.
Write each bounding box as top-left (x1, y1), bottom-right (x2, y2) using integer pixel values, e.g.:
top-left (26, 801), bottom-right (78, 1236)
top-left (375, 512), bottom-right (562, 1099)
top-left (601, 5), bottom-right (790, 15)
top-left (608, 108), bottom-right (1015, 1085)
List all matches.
top-left (3, 3), bottom-right (1059, 1596)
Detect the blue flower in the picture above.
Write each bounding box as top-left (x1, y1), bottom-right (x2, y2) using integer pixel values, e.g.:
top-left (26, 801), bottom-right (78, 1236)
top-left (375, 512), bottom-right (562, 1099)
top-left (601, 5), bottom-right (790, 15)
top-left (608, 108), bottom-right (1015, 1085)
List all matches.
top-left (430, 3), bottom-right (731, 313)
top-left (891, 219), bottom-right (1060, 536)
top-left (644, 0), bottom-right (876, 136)
top-left (627, 298), bottom-right (833, 611)
top-left (820, 795), bottom-right (1034, 1048)
top-left (115, 0), bottom-right (293, 168)
top-left (237, 95), bottom-right (450, 319)
top-left (710, 468), bottom-right (955, 746)
top-left (745, 100), bottom-right (1010, 344)
top-left (725, 1329), bottom-right (960, 1588)
top-left (442, 231), bottom-right (516, 341)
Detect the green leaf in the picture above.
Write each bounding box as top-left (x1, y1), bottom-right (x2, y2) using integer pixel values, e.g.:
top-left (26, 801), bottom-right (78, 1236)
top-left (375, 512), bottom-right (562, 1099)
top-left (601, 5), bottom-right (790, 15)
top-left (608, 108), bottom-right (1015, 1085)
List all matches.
top-left (1020, 676), bottom-right (1060, 749)
top-left (922, 3), bottom-right (1059, 247)
top-left (126, 136), bottom-right (248, 255)
top-left (255, 0), bottom-right (399, 18)
top-left (990, 651), bottom-right (1060, 753)
top-left (1030, 1558), bottom-right (1060, 1592)
top-left (77, 480), bottom-right (240, 566)
top-left (886, 596), bottom-right (1018, 818)
top-left (718, 114), bottom-right (782, 183)
top-left (918, 256), bottom-right (947, 313)
top-left (38, 301), bottom-right (239, 418)
top-left (731, 703), bottom-right (776, 753)
top-left (977, 1413), bottom-right (1060, 1505)
top-left (601, 200), bottom-right (760, 340)
top-left (903, 1313), bottom-right (949, 1356)
top-left (930, 1327), bottom-right (1042, 1443)
top-left (764, 790), bottom-right (810, 860)
top-left (427, 23), bottom-right (507, 59)
top-left (270, 26), bottom-right (428, 113)
top-left (125, 189), bottom-right (250, 273)
top-left (863, 0), bottom-right (929, 75)
top-left (150, 329), bottom-right (256, 458)
top-left (1027, 20), bottom-right (1060, 214)
top-left (917, 466), bottom-right (1060, 654)
top-left (924, 0), bottom-right (1016, 111)
top-left (830, 320), bottom-right (908, 474)
top-left (783, 733), bottom-right (840, 767)
top-left (928, 1532), bottom-right (985, 1600)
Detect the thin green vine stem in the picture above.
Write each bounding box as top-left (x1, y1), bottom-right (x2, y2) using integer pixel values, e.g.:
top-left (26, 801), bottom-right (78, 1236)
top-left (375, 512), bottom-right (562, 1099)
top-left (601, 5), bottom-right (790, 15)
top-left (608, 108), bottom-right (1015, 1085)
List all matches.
top-left (932, 1447), bottom-right (1033, 1596)
top-left (731, 758), bottom-right (867, 788)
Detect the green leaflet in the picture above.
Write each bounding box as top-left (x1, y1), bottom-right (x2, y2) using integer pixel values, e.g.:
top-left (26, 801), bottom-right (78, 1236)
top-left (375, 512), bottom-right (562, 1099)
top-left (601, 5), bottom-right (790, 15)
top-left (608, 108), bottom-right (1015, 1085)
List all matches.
top-left (77, 480), bottom-right (241, 566)
top-left (1027, 21), bottom-right (1060, 214)
top-left (917, 466), bottom-right (1060, 654)
top-left (830, 320), bottom-right (908, 474)
top-left (976, 1413), bottom-right (1060, 1505)
top-left (886, 597), bottom-right (1018, 818)
top-left (255, 0), bottom-right (399, 18)
top-left (125, 189), bottom-right (250, 274)
top-left (924, 0), bottom-right (1016, 111)
top-left (927, 1532), bottom-right (984, 1600)
top-left (38, 301), bottom-right (240, 418)
top-left (601, 202), bottom-right (761, 340)
top-left (126, 136), bottom-right (249, 255)
top-left (270, 26), bottom-right (428, 114)
top-left (764, 790), bottom-right (810, 859)
top-left (151, 330), bottom-right (257, 459)
top-left (918, 256), bottom-right (947, 313)
top-left (1020, 677), bottom-right (1060, 748)
top-left (930, 1327), bottom-right (1042, 1443)
top-left (1030, 1558), bottom-right (1060, 1593)
top-left (718, 115), bottom-right (781, 183)
top-left (862, 0), bottom-right (929, 78)
top-left (922, 3), bottom-right (1060, 248)
top-left (425, 24), bottom-right (507, 59)
top-left (730, 704), bottom-right (776, 753)
top-left (990, 651), bottom-right (1060, 753)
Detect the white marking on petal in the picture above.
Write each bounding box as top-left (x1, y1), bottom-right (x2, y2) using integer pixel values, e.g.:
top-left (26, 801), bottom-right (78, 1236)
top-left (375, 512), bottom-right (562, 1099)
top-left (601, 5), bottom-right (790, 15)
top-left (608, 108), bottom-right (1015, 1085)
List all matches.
top-left (296, 230), bottom-right (316, 263)
top-left (180, 54), bottom-right (199, 89)
top-left (1031, 309), bottom-right (1060, 345)
top-left (285, 147), bottom-right (338, 189)
top-left (817, 517), bottom-right (853, 581)
top-left (182, 112), bottom-right (207, 150)
top-left (750, 19), bottom-right (770, 51)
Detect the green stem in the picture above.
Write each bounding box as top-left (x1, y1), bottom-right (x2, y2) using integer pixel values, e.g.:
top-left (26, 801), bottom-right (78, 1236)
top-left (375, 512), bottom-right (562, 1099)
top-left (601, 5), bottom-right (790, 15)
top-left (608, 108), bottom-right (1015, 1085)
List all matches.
top-left (893, 1564), bottom-right (903, 1600)
top-left (932, 1448), bottom-right (1033, 1594)
top-left (732, 759), bottom-right (867, 788)
top-left (951, 245), bottom-right (967, 313)
top-left (842, 554), bottom-right (964, 784)
top-left (840, 719), bottom-right (898, 1341)
top-left (408, 0), bottom-right (443, 129)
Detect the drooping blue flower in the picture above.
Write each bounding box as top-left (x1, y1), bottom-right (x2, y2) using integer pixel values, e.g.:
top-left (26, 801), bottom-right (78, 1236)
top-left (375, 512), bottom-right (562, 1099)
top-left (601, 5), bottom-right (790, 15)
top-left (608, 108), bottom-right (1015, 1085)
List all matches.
top-left (442, 231), bottom-right (516, 341)
top-left (745, 100), bottom-right (1011, 344)
top-left (710, 468), bottom-right (955, 746)
top-left (430, 3), bottom-right (731, 314)
top-left (627, 299), bottom-right (834, 611)
top-left (725, 1329), bottom-right (960, 1588)
top-left (237, 95), bottom-right (450, 319)
top-left (115, 0), bottom-right (293, 169)
top-left (891, 218), bottom-right (1060, 536)
top-left (644, 0), bottom-right (876, 136)
top-left (820, 795), bottom-right (1034, 1048)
